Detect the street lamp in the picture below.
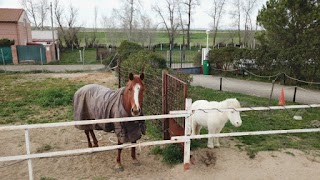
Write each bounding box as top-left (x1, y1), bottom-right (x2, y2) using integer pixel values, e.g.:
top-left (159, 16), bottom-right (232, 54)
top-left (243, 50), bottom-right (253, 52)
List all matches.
top-left (206, 30), bottom-right (210, 59)
top-left (201, 29), bottom-right (211, 75)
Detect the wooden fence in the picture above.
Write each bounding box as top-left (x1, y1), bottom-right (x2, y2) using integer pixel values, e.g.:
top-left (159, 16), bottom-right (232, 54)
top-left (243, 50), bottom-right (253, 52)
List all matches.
top-left (1, 103), bottom-right (320, 180)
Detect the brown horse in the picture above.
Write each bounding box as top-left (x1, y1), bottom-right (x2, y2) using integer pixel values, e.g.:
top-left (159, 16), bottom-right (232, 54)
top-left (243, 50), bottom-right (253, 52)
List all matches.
top-left (73, 73), bottom-right (145, 171)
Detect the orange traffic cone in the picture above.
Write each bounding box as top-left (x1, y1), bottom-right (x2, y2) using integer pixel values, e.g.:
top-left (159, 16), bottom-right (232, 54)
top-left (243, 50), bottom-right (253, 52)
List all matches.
top-left (279, 87), bottom-right (285, 106)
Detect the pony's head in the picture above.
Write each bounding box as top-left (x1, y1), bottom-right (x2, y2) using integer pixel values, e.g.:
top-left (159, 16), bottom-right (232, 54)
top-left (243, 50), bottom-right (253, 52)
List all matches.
top-left (225, 98), bottom-right (242, 127)
top-left (124, 72), bottom-right (145, 116)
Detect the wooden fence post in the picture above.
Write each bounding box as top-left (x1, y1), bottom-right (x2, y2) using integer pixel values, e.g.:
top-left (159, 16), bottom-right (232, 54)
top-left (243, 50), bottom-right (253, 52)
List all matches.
top-left (25, 129), bottom-right (33, 180)
top-left (183, 98), bottom-right (192, 170)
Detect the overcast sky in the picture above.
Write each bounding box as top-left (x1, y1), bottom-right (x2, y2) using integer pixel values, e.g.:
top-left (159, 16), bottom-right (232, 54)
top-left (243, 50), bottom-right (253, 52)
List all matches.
top-left (0, 0), bottom-right (267, 30)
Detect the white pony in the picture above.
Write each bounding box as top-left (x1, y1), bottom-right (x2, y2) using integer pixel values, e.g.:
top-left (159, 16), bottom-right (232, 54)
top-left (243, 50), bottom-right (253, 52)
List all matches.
top-left (191, 98), bottom-right (242, 148)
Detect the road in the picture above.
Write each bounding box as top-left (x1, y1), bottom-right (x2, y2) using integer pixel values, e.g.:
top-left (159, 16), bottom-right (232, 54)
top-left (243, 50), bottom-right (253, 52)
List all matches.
top-left (0, 64), bottom-right (105, 72)
top-left (191, 74), bottom-right (320, 105)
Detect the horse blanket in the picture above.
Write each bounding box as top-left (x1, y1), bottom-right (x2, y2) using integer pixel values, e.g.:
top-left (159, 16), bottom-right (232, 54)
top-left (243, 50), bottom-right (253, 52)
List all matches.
top-left (73, 84), bottom-right (145, 143)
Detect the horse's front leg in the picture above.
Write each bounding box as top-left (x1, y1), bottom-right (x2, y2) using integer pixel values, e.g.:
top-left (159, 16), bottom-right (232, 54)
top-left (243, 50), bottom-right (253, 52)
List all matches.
top-left (84, 130), bottom-right (92, 148)
top-left (89, 130), bottom-right (99, 147)
top-left (115, 139), bottom-right (124, 172)
top-left (131, 141), bottom-right (140, 166)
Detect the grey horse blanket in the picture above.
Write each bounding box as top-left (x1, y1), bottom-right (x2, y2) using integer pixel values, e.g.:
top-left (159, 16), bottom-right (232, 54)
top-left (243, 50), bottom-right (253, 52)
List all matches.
top-left (73, 84), bottom-right (145, 143)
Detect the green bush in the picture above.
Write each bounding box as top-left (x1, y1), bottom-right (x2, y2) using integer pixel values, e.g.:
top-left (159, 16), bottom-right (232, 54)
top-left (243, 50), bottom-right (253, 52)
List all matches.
top-left (0, 38), bottom-right (15, 47)
top-left (118, 40), bottom-right (144, 60)
top-left (192, 51), bottom-right (202, 66)
top-left (208, 47), bottom-right (239, 70)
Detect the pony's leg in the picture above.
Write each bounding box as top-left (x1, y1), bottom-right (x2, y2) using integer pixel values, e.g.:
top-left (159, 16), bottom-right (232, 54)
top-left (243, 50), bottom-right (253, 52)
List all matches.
top-left (89, 130), bottom-right (99, 147)
top-left (196, 125), bottom-right (201, 135)
top-left (115, 139), bottom-right (124, 171)
top-left (191, 121), bottom-right (197, 135)
top-left (131, 141), bottom-right (140, 166)
top-left (84, 130), bottom-right (92, 148)
top-left (214, 127), bottom-right (224, 147)
top-left (207, 128), bottom-right (215, 149)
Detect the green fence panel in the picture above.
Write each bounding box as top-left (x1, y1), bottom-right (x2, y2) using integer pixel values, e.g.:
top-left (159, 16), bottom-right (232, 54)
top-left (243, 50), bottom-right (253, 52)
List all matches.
top-left (17, 45), bottom-right (47, 64)
top-left (0, 47), bottom-right (13, 65)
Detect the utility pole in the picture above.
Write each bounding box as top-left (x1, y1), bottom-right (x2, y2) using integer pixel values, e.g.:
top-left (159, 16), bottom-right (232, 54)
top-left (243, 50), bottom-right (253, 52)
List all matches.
top-left (50, 2), bottom-right (56, 61)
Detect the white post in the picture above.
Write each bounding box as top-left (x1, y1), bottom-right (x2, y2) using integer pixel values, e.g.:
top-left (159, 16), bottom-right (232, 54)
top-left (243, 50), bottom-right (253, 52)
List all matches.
top-left (40, 48), bottom-right (44, 73)
top-left (25, 129), bottom-right (33, 180)
top-left (1, 49), bottom-right (6, 73)
top-left (79, 50), bottom-right (82, 62)
top-left (183, 98), bottom-right (192, 170)
top-left (82, 48), bottom-right (85, 63)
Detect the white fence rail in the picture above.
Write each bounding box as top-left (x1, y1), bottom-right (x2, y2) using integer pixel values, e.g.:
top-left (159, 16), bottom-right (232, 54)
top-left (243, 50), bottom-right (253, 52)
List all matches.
top-left (0, 101), bottom-right (320, 180)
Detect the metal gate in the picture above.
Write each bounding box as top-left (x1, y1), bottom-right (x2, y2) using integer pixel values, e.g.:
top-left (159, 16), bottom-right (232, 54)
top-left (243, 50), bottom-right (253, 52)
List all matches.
top-left (162, 70), bottom-right (188, 139)
top-left (117, 66), bottom-right (188, 140)
top-left (0, 47), bottom-right (12, 64)
top-left (17, 45), bottom-right (47, 64)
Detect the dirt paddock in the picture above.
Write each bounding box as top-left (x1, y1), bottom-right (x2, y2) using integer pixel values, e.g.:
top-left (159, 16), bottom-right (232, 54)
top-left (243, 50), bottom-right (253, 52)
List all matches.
top-left (0, 72), bottom-right (319, 180)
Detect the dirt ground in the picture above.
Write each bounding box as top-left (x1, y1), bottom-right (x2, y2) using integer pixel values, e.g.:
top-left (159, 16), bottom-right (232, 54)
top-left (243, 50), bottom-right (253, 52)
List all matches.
top-left (1, 72), bottom-right (320, 180)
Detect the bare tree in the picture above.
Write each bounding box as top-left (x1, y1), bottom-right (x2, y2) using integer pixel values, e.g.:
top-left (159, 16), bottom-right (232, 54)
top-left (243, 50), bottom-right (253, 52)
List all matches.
top-left (178, 4), bottom-right (186, 61)
top-left (208, 0), bottom-right (226, 48)
top-left (230, 0), bottom-right (242, 45)
top-left (137, 14), bottom-right (156, 48)
top-left (181, 0), bottom-right (199, 49)
top-left (37, 0), bottom-right (49, 30)
top-left (21, 0), bottom-right (39, 28)
top-left (153, 0), bottom-right (180, 67)
top-left (85, 6), bottom-right (98, 48)
top-left (242, 0), bottom-right (258, 48)
top-left (114, 0), bottom-right (141, 41)
top-left (101, 10), bottom-right (121, 47)
top-left (53, 0), bottom-right (81, 48)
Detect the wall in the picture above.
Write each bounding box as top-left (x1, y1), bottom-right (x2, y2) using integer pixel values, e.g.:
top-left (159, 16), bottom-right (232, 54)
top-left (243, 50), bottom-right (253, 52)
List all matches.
top-left (0, 23), bottom-right (18, 43)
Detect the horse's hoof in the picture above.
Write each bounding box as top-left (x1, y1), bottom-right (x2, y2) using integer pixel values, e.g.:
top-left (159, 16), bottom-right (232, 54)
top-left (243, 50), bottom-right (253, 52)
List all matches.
top-left (207, 145), bottom-right (214, 149)
top-left (132, 160), bottom-right (141, 166)
top-left (114, 165), bottom-right (124, 172)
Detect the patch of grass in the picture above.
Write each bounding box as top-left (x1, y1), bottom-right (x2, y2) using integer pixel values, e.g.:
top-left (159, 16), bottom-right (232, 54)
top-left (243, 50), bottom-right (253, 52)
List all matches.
top-left (284, 151), bottom-right (295, 156)
top-left (146, 121), bottom-right (162, 140)
top-left (40, 177), bottom-right (56, 180)
top-left (0, 74), bottom-right (84, 124)
top-left (151, 144), bottom-right (183, 165)
top-left (56, 48), bottom-right (99, 65)
top-left (36, 144), bottom-right (55, 153)
top-left (36, 88), bottom-right (74, 107)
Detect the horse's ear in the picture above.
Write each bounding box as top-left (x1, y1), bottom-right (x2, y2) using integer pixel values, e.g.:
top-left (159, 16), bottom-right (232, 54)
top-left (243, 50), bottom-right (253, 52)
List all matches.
top-left (140, 73), bottom-right (144, 81)
top-left (129, 73), bottom-right (134, 80)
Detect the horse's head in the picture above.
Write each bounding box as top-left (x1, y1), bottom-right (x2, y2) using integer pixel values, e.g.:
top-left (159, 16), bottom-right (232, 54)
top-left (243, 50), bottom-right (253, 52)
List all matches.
top-left (225, 98), bottom-right (242, 127)
top-left (124, 72), bottom-right (145, 116)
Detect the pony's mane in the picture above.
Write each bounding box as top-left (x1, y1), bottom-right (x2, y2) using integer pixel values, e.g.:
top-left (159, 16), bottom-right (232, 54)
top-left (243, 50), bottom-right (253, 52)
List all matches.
top-left (223, 98), bottom-right (241, 108)
top-left (208, 98), bottom-right (241, 109)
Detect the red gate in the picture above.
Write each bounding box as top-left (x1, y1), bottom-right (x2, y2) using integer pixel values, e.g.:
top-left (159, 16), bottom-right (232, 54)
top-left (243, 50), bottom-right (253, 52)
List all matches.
top-left (162, 70), bottom-right (188, 140)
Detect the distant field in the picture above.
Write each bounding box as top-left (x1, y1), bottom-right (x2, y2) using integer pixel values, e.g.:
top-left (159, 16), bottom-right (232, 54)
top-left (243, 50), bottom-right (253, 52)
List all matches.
top-left (77, 30), bottom-right (242, 47)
